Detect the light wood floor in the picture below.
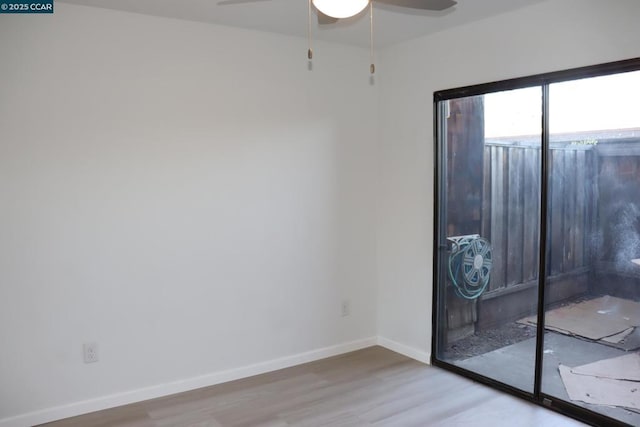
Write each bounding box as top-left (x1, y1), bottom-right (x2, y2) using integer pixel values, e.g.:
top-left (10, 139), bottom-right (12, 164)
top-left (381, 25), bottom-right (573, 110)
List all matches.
top-left (39, 346), bottom-right (586, 427)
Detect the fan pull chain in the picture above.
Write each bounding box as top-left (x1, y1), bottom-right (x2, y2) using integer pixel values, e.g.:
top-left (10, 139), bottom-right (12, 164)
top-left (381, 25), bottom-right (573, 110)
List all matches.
top-left (307, 0), bottom-right (313, 60)
top-left (369, 1), bottom-right (375, 74)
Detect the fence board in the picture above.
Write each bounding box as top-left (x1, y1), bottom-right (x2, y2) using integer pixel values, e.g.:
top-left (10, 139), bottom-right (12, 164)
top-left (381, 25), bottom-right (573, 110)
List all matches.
top-left (563, 150), bottom-right (577, 272)
top-left (481, 147), bottom-right (492, 239)
top-left (506, 148), bottom-right (524, 286)
top-left (549, 150), bottom-right (565, 275)
top-left (575, 150), bottom-right (586, 267)
top-left (522, 148), bottom-right (540, 282)
top-left (490, 146), bottom-right (506, 291)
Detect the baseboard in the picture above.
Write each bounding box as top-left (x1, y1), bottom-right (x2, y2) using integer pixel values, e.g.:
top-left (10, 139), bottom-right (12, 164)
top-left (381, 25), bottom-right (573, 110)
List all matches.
top-left (0, 337), bottom-right (377, 427)
top-left (376, 336), bottom-right (431, 364)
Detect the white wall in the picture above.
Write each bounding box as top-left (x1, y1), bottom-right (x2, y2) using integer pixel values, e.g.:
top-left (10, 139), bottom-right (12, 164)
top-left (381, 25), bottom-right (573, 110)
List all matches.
top-left (376, 0), bottom-right (640, 359)
top-left (0, 3), bottom-right (378, 425)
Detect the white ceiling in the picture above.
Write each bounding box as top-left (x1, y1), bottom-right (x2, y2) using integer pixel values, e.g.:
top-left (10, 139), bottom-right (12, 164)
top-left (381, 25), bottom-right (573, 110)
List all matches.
top-left (58, 0), bottom-right (545, 48)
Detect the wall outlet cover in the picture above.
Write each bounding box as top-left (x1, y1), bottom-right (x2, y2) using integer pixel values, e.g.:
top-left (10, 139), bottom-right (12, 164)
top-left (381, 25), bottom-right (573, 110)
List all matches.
top-left (83, 342), bottom-right (99, 363)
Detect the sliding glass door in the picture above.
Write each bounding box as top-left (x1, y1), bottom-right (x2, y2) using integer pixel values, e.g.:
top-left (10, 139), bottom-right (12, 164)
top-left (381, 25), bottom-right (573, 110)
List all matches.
top-left (541, 70), bottom-right (640, 426)
top-left (434, 87), bottom-right (542, 394)
top-left (433, 59), bottom-right (640, 426)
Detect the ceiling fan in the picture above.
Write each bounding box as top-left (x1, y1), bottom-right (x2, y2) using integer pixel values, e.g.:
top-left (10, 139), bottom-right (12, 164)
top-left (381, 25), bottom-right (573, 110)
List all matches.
top-left (218, 0), bottom-right (458, 74)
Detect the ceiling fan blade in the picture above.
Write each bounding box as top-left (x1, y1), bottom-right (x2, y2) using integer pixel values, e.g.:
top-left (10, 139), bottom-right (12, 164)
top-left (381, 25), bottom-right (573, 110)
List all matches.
top-left (317, 11), bottom-right (339, 25)
top-left (217, 0), bottom-right (273, 5)
top-left (373, 0), bottom-right (457, 11)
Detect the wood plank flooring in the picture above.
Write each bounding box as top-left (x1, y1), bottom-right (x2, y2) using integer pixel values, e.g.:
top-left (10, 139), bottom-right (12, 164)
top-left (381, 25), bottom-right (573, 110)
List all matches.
top-left (39, 346), bottom-right (586, 427)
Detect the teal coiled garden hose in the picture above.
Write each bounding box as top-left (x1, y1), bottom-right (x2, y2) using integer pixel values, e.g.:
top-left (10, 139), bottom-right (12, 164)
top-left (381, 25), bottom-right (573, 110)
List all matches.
top-left (447, 236), bottom-right (493, 300)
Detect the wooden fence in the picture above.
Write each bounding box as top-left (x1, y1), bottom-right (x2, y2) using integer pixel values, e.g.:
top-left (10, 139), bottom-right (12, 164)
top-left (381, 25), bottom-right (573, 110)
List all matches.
top-left (475, 141), bottom-right (596, 328)
top-left (444, 132), bottom-right (640, 338)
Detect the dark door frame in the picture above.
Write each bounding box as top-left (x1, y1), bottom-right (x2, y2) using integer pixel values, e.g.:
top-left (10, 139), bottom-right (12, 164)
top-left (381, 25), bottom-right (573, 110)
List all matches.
top-left (431, 57), bottom-right (640, 427)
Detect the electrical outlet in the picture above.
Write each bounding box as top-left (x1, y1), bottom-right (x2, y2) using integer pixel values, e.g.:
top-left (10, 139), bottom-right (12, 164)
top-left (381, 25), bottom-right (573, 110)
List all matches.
top-left (341, 300), bottom-right (351, 317)
top-left (83, 342), bottom-right (99, 364)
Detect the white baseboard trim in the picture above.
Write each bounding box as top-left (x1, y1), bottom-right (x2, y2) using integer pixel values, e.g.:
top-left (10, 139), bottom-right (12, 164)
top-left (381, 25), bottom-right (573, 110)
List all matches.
top-left (376, 336), bottom-right (431, 364)
top-left (0, 337), bottom-right (377, 427)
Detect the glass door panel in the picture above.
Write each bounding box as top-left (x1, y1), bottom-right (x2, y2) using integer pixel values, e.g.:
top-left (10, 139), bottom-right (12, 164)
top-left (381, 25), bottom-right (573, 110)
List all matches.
top-left (542, 70), bottom-right (640, 425)
top-left (435, 87), bottom-right (542, 393)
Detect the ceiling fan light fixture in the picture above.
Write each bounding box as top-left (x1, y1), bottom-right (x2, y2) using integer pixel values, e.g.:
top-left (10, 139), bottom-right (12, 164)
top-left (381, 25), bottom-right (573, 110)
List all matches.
top-left (312, 0), bottom-right (369, 19)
